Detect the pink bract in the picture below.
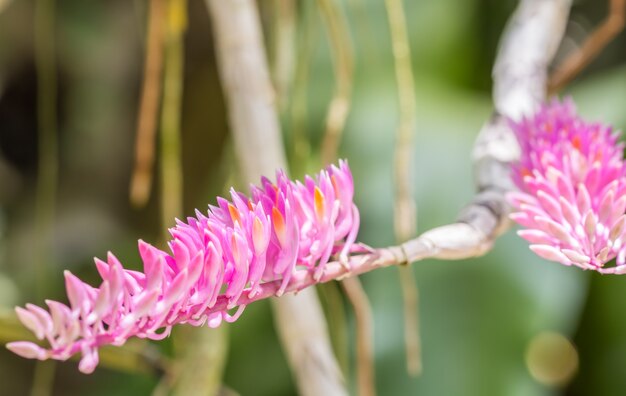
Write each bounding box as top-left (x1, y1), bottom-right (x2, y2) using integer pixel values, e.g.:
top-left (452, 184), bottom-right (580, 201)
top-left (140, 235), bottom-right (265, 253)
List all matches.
top-left (7, 160), bottom-right (360, 373)
top-left (509, 99), bottom-right (626, 273)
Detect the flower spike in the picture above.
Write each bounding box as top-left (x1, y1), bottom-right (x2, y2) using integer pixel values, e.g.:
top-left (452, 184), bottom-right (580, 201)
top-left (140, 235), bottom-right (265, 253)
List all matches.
top-left (509, 99), bottom-right (626, 272)
top-left (7, 160), bottom-right (360, 373)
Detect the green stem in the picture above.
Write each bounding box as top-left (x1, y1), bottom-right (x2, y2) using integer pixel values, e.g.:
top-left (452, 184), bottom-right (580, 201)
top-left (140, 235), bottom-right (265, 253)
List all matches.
top-left (159, 0), bottom-right (185, 232)
top-left (33, 0), bottom-right (58, 394)
top-left (289, 0), bottom-right (317, 177)
top-left (34, 0), bottom-right (57, 301)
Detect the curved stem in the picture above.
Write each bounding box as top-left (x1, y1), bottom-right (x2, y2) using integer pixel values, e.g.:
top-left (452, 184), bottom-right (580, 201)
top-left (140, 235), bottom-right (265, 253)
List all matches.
top-left (341, 277), bottom-right (375, 396)
top-left (384, 0), bottom-right (421, 376)
top-left (549, 0), bottom-right (625, 94)
top-left (130, 0), bottom-right (166, 208)
top-left (318, 0), bottom-right (354, 165)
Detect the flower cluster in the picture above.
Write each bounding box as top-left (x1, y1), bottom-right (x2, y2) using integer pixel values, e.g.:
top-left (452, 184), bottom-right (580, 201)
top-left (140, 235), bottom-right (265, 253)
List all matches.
top-left (509, 99), bottom-right (626, 272)
top-left (7, 161), bottom-right (359, 373)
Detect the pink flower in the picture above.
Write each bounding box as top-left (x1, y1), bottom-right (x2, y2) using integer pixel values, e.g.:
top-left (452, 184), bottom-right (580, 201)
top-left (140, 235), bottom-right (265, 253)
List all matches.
top-left (508, 99), bottom-right (626, 273)
top-left (7, 160), bottom-right (360, 373)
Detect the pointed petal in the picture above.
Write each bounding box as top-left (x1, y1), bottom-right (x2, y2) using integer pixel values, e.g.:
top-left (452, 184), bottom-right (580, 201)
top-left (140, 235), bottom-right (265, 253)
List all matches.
top-left (15, 307), bottom-right (45, 340)
top-left (6, 341), bottom-right (48, 360)
top-left (529, 245), bottom-right (571, 265)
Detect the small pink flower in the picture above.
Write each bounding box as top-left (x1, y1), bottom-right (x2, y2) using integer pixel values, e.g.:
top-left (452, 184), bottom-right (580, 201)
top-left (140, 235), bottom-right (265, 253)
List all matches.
top-left (7, 160), bottom-right (360, 373)
top-left (509, 99), bottom-right (626, 273)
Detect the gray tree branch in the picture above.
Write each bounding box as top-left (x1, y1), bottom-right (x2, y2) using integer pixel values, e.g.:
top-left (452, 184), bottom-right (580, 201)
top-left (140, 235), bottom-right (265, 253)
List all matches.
top-left (404, 0), bottom-right (572, 262)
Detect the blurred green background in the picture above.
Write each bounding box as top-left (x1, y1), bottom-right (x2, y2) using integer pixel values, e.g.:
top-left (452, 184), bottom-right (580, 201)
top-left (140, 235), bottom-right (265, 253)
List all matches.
top-left (0, 0), bottom-right (625, 395)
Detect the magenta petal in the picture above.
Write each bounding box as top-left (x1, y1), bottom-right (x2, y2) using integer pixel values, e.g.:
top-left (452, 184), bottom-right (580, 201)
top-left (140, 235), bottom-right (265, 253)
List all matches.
top-left (187, 251), bottom-right (205, 290)
top-left (106, 253), bottom-right (125, 301)
top-left (225, 232), bottom-right (249, 307)
top-left (205, 241), bottom-right (224, 307)
top-left (64, 271), bottom-right (87, 313)
top-left (133, 289), bottom-right (160, 318)
top-left (145, 255), bottom-right (165, 292)
top-left (162, 268), bottom-right (188, 308)
top-left (138, 239), bottom-right (154, 261)
top-left (171, 239), bottom-right (191, 271)
top-left (94, 258), bottom-right (109, 280)
top-left (87, 281), bottom-right (110, 325)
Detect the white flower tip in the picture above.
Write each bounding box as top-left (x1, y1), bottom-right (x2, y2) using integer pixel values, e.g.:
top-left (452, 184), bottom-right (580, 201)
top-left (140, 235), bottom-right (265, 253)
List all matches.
top-left (247, 288), bottom-right (258, 299)
top-left (6, 341), bottom-right (47, 360)
top-left (529, 244), bottom-right (571, 266)
top-left (338, 254), bottom-right (351, 271)
top-left (119, 314), bottom-right (137, 330)
top-left (561, 249), bottom-right (591, 266)
top-left (85, 313), bottom-right (98, 326)
top-left (15, 307), bottom-right (45, 340)
top-left (78, 350), bottom-right (99, 374)
top-left (207, 313), bottom-right (222, 328)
